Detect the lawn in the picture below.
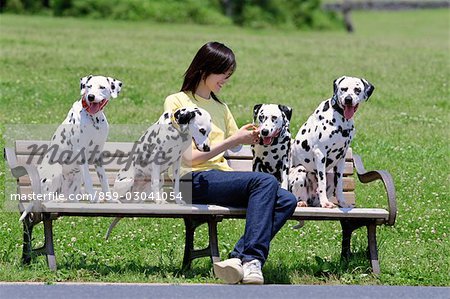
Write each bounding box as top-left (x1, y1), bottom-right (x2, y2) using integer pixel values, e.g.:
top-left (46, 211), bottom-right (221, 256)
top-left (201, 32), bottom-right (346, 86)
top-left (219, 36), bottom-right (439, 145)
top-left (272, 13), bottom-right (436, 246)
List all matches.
top-left (0, 9), bottom-right (449, 285)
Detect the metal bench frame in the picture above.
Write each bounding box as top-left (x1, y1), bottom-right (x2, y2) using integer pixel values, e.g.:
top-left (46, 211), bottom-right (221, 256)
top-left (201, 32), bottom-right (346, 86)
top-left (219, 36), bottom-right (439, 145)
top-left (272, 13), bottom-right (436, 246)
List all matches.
top-left (4, 141), bottom-right (396, 274)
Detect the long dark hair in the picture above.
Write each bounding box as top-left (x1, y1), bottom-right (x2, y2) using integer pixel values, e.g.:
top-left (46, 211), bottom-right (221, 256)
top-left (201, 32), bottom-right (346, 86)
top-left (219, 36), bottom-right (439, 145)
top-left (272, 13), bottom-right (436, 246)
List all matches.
top-left (181, 41), bottom-right (236, 103)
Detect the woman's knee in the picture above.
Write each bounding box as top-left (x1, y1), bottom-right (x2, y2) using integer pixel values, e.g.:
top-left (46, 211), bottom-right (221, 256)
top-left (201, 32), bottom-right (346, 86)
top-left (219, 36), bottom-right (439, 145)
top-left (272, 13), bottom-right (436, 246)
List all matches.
top-left (279, 189), bottom-right (298, 211)
top-left (252, 172), bottom-right (279, 189)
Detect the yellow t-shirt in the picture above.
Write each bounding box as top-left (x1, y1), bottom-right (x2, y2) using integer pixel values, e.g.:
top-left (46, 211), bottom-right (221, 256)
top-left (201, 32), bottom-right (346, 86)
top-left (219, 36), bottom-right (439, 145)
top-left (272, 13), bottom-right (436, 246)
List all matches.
top-left (163, 91), bottom-right (239, 174)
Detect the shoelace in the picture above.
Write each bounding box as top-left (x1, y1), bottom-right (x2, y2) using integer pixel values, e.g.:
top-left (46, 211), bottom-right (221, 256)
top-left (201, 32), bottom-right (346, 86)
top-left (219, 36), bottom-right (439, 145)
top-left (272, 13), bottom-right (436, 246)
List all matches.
top-left (245, 261), bottom-right (261, 274)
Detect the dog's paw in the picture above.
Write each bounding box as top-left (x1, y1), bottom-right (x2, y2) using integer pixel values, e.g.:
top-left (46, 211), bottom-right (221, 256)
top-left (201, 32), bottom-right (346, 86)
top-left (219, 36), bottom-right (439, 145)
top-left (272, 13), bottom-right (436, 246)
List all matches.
top-left (297, 201), bottom-right (307, 207)
top-left (320, 200), bottom-right (336, 208)
top-left (175, 198), bottom-right (187, 205)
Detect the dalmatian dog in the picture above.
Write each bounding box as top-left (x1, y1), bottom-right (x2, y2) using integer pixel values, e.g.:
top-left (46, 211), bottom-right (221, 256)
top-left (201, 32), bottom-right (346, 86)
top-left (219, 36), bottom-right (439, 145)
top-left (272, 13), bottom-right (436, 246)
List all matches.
top-left (252, 104), bottom-right (292, 189)
top-left (19, 75), bottom-right (122, 222)
top-left (113, 106), bottom-right (212, 202)
top-left (105, 107), bottom-right (212, 239)
top-left (289, 76), bottom-right (374, 208)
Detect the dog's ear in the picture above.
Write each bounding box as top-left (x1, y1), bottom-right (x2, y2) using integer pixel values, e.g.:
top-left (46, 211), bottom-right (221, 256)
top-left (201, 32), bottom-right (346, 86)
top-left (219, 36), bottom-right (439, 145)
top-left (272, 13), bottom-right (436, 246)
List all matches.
top-left (361, 78), bottom-right (375, 100)
top-left (80, 75), bottom-right (93, 95)
top-left (278, 105), bottom-right (292, 121)
top-left (175, 109), bottom-right (196, 125)
top-left (194, 108), bottom-right (203, 116)
top-left (333, 76), bottom-right (346, 94)
top-left (253, 104), bottom-right (263, 121)
top-left (108, 77), bottom-right (122, 99)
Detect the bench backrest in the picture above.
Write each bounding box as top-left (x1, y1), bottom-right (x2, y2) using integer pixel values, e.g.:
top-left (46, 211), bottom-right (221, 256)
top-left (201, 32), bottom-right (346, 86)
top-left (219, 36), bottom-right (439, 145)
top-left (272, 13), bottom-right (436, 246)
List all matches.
top-left (12, 140), bottom-right (356, 205)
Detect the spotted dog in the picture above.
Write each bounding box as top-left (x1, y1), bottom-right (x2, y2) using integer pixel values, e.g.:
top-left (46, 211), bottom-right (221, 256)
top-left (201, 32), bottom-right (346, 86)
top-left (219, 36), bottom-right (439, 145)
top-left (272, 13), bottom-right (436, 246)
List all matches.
top-left (252, 104), bottom-right (292, 190)
top-left (113, 107), bottom-right (212, 202)
top-left (19, 75), bottom-right (122, 222)
top-left (289, 76), bottom-right (374, 208)
top-left (106, 107), bottom-right (212, 239)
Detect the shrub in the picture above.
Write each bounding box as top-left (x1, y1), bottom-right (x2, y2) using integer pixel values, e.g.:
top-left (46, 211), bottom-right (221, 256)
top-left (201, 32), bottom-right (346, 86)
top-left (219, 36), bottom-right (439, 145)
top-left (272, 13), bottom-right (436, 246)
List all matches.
top-left (1, 0), bottom-right (343, 30)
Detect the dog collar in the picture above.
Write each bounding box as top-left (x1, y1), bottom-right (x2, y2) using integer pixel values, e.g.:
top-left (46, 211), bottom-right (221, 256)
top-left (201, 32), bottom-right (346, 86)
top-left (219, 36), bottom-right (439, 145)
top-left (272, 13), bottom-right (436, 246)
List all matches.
top-left (170, 113), bottom-right (181, 131)
top-left (331, 98), bottom-right (344, 118)
top-left (81, 95), bottom-right (109, 115)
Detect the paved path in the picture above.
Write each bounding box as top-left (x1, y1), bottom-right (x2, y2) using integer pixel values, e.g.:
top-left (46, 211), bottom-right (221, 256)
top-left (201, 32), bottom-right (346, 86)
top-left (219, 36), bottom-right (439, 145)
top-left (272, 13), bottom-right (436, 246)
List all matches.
top-left (0, 283), bottom-right (449, 299)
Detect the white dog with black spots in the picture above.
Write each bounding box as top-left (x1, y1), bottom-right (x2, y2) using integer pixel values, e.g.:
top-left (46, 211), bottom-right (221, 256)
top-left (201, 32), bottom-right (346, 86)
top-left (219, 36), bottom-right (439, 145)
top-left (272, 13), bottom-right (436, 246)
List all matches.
top-left (252, 104), bottom-right (292, 190)
top-left (106, 107), bottom-right (212, 239)
top-left (19, 75), bottom-right (122, 221)
top-left (289, 76), bottom-right (374, 208)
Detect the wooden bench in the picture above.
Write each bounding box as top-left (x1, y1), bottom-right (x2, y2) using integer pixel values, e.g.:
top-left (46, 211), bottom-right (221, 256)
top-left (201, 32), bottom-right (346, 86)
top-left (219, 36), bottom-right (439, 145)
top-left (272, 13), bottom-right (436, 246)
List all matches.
top-left (4, 140), bottom-right (396, 274)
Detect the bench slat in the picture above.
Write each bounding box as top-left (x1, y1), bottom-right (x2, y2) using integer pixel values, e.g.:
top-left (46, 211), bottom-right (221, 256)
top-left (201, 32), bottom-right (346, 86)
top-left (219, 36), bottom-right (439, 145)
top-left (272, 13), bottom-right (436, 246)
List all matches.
top-left (16, 186), bottom-right (356, 206)
top-left (224, 147), bottom-right (353, 161)
top-left (18, 174), bottom-right (356, 191)
top-left (17, 154), bottom-right (355, 176)
top-left (15, 140), bottom-right (135, 156)
top-left (227, 159), bottom-right (354, 176)
top-left (38, 202), bottom-right (387, 220)
top-left (16, 155), bottom-right (133, 172)
top-left (17, 141), bottom-right (353, 161)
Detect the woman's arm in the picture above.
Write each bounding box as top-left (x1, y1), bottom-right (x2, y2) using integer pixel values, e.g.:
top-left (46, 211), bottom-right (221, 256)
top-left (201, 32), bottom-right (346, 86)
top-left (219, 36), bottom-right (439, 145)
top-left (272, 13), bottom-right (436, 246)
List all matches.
top-left (183, 123), bottom-right (258, 167)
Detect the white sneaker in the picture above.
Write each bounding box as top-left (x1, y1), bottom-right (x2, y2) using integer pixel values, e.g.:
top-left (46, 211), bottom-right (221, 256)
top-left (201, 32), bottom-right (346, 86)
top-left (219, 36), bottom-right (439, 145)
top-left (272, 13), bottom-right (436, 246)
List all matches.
top-left (242, 259), bottom-right (264, 285)
top-left (213, 258), bottom-right (244, 284)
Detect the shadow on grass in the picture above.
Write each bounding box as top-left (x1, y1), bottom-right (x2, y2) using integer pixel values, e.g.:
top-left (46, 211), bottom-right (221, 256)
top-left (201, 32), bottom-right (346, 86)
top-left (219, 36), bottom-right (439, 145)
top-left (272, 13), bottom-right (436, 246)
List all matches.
top-left (20, 243), bottom-right (373, 283)
top-left (264, 248), bottom-right (373, 284)
top-left (54, 256), bottom-right (213, 281)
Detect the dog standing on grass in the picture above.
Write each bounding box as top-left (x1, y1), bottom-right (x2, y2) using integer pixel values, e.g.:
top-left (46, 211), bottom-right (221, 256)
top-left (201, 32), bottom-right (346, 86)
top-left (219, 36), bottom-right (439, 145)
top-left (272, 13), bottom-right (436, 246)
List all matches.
top-left (289, 76), bottom-right (374, 208)
top-left (20, 75), bottom-right (122, 222)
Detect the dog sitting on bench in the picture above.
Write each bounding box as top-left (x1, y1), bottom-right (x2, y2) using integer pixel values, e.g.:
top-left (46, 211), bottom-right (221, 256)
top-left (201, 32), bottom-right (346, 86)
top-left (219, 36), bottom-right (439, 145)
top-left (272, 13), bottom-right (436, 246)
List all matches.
top-left (113, 107), bottom-right (212, 203)
top-left (251, 104), bottom-right (292, 190)
top-left (19, 75), bottom-right (122, 222)
top-left (289, 76), bottom-right (374, 208)
top-left (105, 107), bottom-right (212, 239)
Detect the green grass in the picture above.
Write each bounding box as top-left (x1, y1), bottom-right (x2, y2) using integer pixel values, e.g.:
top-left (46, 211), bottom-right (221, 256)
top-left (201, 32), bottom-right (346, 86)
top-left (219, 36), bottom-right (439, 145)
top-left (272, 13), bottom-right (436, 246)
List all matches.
top-left (0, 9), bottom-right (449, 285)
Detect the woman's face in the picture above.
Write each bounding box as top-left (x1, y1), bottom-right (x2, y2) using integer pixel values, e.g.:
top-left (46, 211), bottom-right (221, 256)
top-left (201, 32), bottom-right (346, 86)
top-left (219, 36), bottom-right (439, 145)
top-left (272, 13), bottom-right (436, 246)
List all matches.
top-left (204, 69), bottom-right (233, 94)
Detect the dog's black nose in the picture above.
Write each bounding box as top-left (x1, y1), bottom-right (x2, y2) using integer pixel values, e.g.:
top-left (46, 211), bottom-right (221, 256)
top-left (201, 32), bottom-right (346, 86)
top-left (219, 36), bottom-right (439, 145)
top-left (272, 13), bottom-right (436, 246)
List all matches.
top-left (261, 129), bottom-right (269, 136)
top-left (203, 144), bottom-right (210, 152)
top-left (87, 94), bottom-right (95, 102)
top-left (344, 96), bottom-right (353, 105)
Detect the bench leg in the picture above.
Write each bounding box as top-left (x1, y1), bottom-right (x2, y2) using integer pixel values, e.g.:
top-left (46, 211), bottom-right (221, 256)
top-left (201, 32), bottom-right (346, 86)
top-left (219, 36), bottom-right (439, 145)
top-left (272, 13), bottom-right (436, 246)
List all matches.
top-left (367, 223), bottom-right (380, 274)
top-left (207, 217), bottom-right (221, 264)
top-left (43, 214), bottom-right (57, 271)
top-left (341, 220), bottom-right (382, 274)
top-left (340, 220), bottom-right (362, 260)
top-left (21, 212), bottom-right (56, 270)
top-left (182, 217), bottom-right (197, 270)
top-left (182, 216), bottom-right (222, 270)
top-left (22, 214), bottom-right (34, 265)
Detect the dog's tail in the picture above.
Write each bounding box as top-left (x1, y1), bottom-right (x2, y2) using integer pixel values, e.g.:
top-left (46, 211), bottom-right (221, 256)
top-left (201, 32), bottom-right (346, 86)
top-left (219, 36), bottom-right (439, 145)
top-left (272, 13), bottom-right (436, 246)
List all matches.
top-left (19, 203), bottom-right (34, 222)
top-left (105, 217), bottom-right (123, 240)
top-left (292, 220), bottom-right (305, 230)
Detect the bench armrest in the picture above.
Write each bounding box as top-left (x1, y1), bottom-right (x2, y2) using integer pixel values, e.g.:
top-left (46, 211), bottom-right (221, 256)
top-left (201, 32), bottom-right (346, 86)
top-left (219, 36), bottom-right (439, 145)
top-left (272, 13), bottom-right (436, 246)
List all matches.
top-left (352, 154), bottom-right (397, 226)
top-left (4, 147), bottom-right (42, 194)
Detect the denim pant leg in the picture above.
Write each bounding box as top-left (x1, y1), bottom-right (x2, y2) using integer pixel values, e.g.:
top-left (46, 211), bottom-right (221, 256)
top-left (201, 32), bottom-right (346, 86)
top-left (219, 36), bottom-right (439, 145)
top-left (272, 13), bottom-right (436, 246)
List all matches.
top-left (229, 187), bottom-right (297, 265)
top-left (187, 170), bottom-right (297, 265)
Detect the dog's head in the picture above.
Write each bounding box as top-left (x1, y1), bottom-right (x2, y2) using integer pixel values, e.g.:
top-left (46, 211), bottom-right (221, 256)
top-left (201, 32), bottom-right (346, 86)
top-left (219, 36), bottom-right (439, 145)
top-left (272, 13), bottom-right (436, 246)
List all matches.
top-left (80, 75), bottom-right (122, 115)
top-left (173, 107), bottom-right (211, 152)
top-left (253, 104), bottom-right (292, 145)
top-left (332, 76), bottom-right (374, 120)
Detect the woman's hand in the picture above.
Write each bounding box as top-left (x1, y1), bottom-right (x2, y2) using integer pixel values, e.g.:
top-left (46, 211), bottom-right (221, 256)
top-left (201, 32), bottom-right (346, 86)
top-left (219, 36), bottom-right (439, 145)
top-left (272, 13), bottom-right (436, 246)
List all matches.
top-left (229, 124), bottom-right (260, 147)
top-left (183, 123), bottom-right (259, 167)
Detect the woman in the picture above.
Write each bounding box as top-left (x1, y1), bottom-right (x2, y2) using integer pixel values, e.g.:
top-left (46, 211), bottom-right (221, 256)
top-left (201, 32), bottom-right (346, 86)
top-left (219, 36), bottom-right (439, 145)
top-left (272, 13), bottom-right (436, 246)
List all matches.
top-left (164, 42), bottom-right (297, 284)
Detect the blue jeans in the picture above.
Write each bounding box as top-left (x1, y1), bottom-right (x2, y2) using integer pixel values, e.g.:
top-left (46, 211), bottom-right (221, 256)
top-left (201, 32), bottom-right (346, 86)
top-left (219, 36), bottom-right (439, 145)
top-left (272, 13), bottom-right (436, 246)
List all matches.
top-left (182, 170), bottom-right (297, 266)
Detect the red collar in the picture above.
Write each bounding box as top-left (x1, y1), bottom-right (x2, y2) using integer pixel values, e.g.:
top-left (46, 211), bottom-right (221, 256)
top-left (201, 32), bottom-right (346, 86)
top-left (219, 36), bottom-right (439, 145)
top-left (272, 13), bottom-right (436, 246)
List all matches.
top-left (81, 95), bottom-right (109, 115)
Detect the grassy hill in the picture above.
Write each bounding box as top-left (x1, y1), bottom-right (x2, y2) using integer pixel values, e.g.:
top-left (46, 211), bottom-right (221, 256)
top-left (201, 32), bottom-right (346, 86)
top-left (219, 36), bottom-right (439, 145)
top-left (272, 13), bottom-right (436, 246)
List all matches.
top-left (0, 9), bottom-right (448, 285)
